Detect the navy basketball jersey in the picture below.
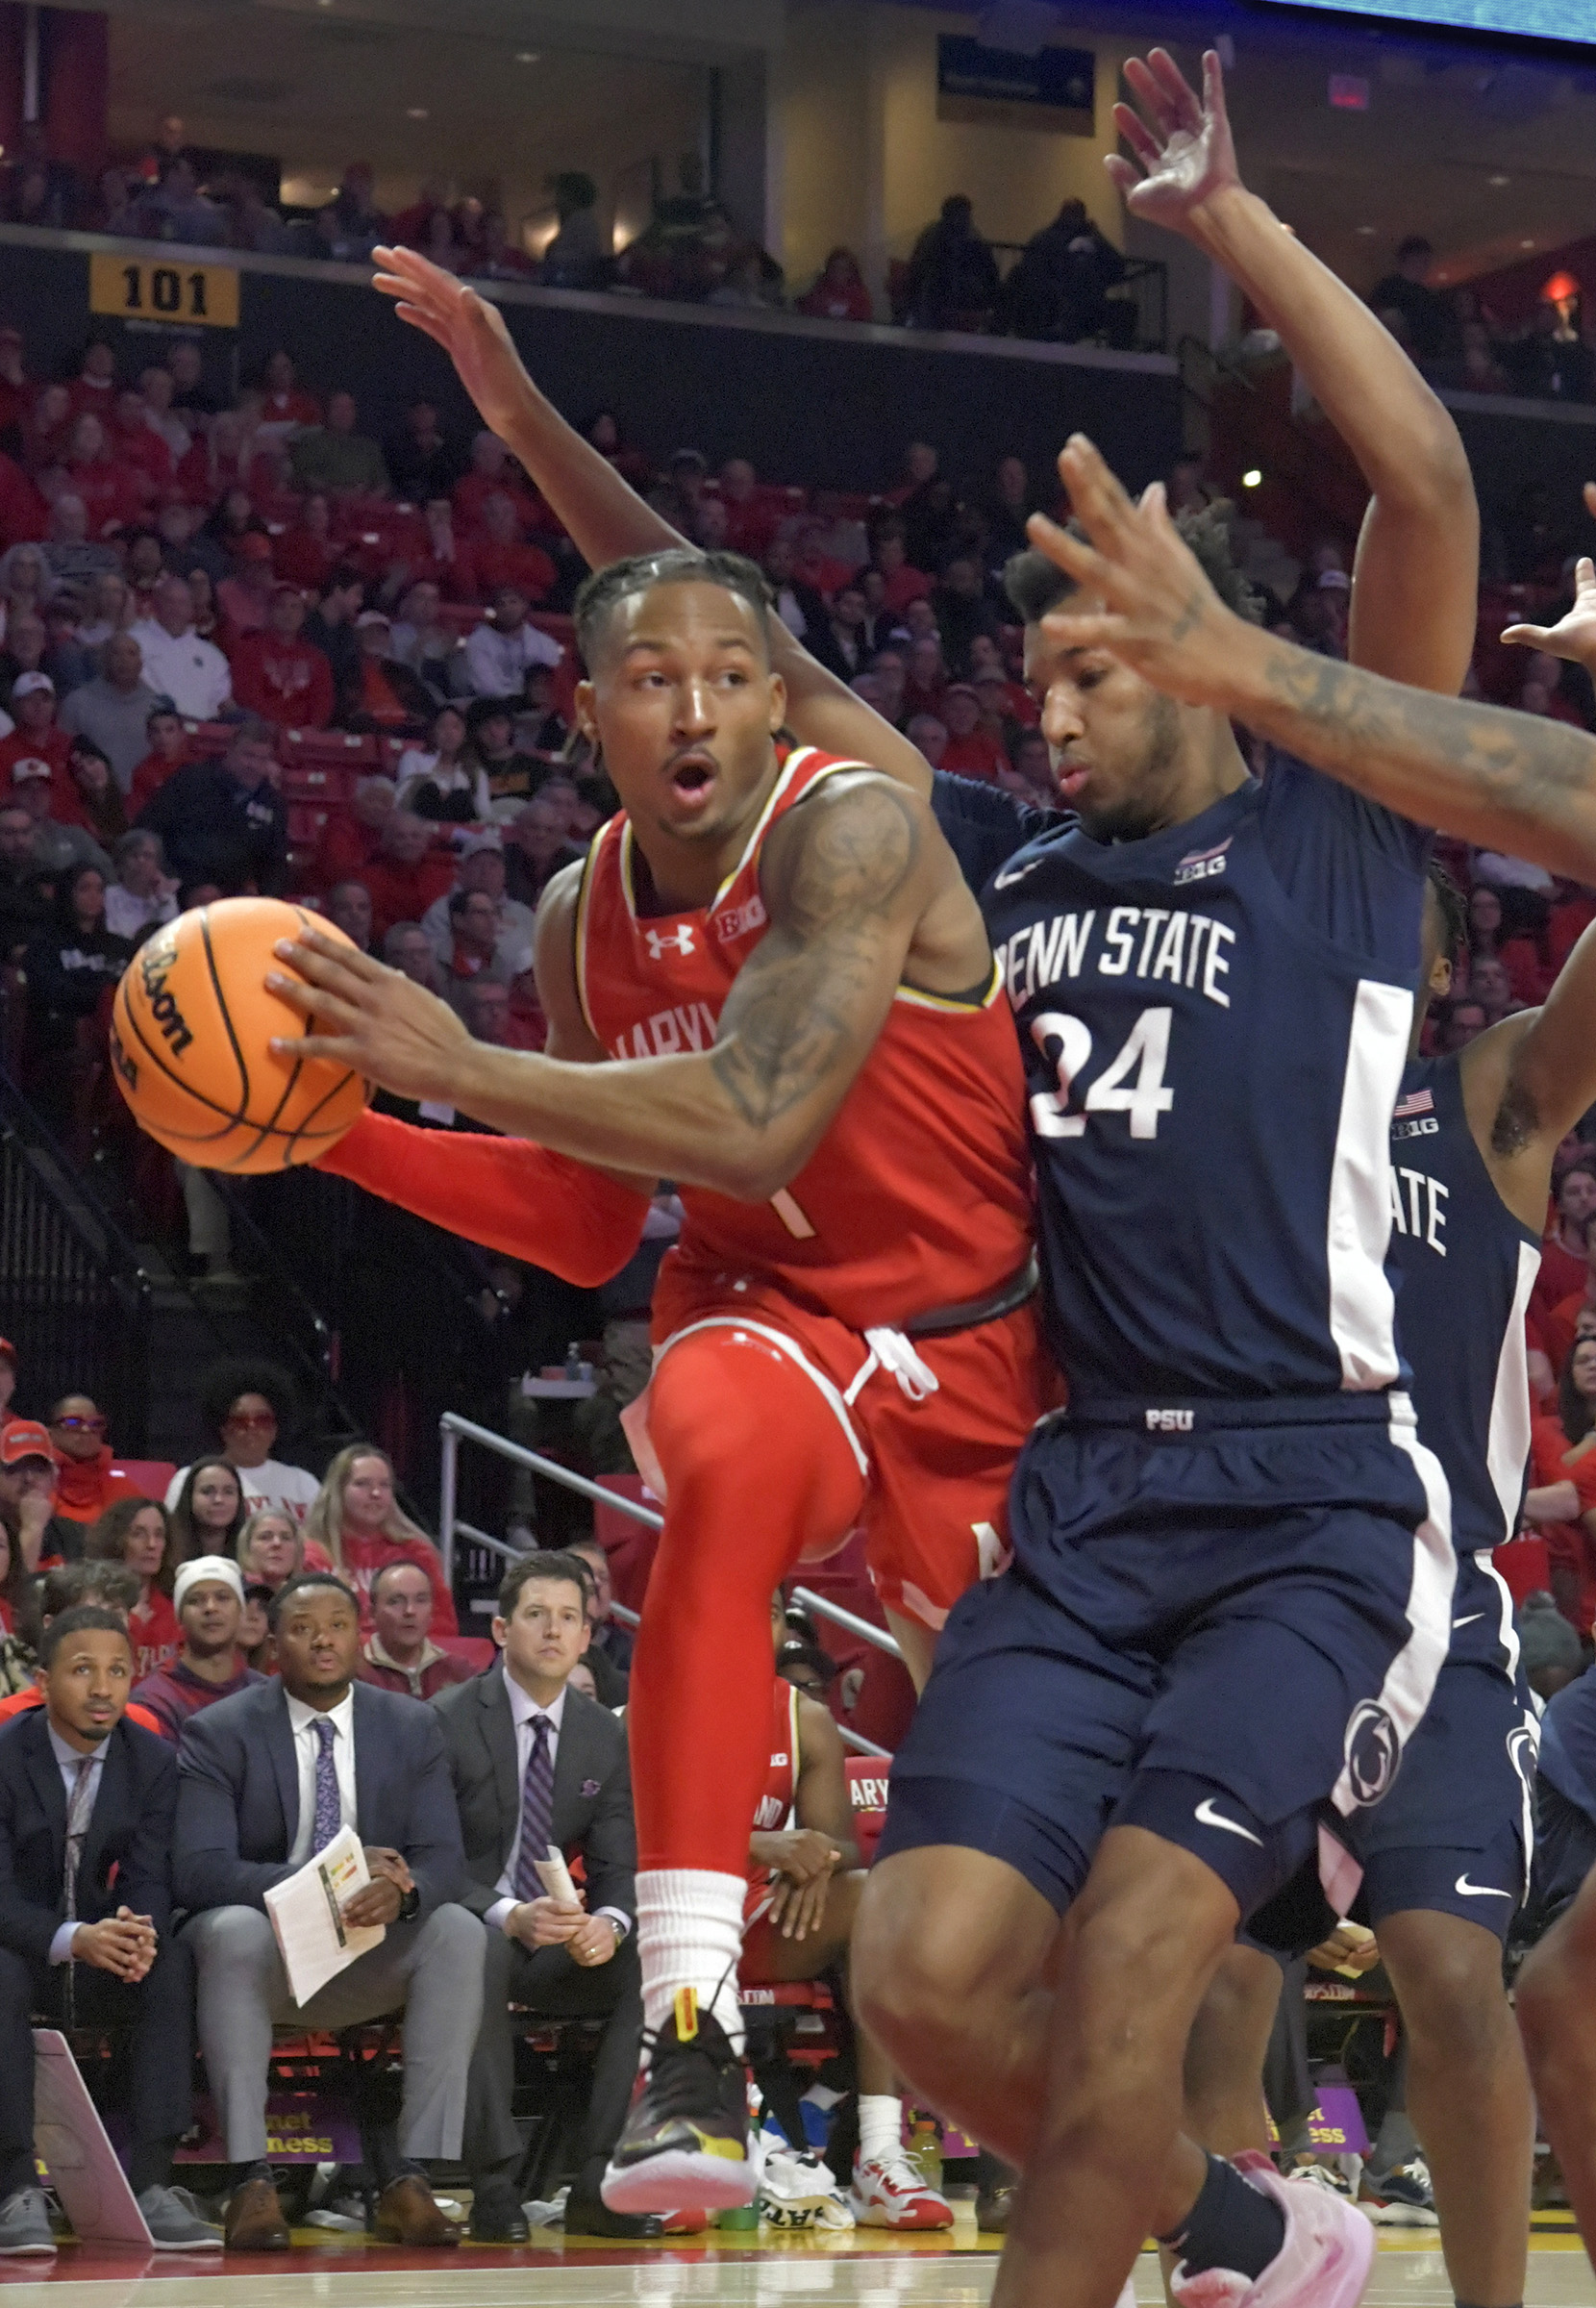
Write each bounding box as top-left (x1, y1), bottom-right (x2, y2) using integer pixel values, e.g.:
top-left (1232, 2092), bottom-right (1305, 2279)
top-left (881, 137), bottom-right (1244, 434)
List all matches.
top-left (1387, 1052), bottom-right (1541, 1557)
top-left (984, 757), bottom-right (1431, 1400)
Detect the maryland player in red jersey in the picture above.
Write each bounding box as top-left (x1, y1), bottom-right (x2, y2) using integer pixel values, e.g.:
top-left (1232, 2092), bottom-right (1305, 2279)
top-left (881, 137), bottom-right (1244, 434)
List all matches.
top-left (264, 514), bottom-right (1053, 2208)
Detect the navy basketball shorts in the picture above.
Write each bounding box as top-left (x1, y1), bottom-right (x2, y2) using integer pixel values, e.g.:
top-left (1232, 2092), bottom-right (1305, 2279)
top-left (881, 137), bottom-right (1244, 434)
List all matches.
top-left (878, 1392), bottom-right (1456, 1917)
top-left (1343, 1555), bottom-right (1537, 1944)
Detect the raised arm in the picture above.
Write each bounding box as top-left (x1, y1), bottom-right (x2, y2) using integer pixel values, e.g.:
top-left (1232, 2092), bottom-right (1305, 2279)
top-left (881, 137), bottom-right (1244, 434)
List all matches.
top-left (371, 246), bottom-right (936, 798)
top-left (273, 772), bottom-right (949, 1202)
top-left (1461, 919), bottom-right (1596, 1233)
top-left (1035, 436), bottom-right (1596, 876)
top-left (1110, 49), bottom-right (1476, 696)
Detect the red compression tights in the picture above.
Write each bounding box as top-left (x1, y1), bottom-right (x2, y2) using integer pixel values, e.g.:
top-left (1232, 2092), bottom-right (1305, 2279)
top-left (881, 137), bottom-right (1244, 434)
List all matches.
top-left (632, 1323), bottom-right (867, 1875)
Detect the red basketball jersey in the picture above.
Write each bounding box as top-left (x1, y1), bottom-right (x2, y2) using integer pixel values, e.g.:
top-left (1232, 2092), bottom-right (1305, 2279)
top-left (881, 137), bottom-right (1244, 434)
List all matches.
top-left (574, 745), bottom-right (1034, 1331)
top-left (752, 1677), bottom-right (802, 1835)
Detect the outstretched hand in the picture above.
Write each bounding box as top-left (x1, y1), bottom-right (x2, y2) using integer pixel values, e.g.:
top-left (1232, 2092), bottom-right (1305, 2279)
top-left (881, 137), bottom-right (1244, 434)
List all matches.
top-left (1107, 49), bottom-right (1239, 230)
top-left (1027, 436), bottom-right (1238, 708)
top-left (371, 244), bottom-right (535, 441)
top-left (1502, 488), bottom-right (1596, 673)
top-left (266, 929), bottom-right (473, 1102)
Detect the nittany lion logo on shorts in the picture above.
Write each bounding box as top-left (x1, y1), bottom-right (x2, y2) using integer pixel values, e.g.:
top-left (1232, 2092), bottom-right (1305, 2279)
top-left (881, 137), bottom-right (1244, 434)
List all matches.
top-left (1343, 1698), bottom-right (1401, 1805)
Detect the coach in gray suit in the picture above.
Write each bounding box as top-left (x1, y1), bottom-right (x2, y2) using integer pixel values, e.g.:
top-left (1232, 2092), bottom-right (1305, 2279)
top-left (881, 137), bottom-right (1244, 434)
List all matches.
top-left (175, 1570), bottom-right (483, 2252)
top-left (435, 1549), bottom-right (654, 2243)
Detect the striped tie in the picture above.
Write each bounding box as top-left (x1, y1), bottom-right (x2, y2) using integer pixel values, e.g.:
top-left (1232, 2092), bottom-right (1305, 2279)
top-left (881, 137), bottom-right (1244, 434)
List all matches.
top-left (63, 1758), bottom-right (95, 1920)
top-left (511, 1715), bottom-right (556, 1903)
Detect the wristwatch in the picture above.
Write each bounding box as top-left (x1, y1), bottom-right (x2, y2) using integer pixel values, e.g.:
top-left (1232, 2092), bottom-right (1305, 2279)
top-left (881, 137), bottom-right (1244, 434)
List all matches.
top-left (397, 1883), bottom-right (420, 1923)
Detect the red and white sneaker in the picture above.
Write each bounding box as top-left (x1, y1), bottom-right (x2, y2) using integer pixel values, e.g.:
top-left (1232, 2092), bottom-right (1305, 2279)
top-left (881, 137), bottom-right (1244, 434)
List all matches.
top-left (848, 2151), bottom-right (955, 2230)
top-left (1170, 2153), bottom-right (1374, 2308)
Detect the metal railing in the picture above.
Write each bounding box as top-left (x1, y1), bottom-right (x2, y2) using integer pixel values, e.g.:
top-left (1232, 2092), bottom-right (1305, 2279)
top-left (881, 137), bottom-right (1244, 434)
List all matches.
top-left (438, 1410), bottom-right (897, 1759)
top-left (0, 1070), bottom-right (154, 1450)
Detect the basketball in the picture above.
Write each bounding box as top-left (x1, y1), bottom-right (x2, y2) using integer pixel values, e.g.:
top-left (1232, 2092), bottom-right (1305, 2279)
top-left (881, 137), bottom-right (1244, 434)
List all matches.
top-left (110, 897), bottom-right (370, 1174)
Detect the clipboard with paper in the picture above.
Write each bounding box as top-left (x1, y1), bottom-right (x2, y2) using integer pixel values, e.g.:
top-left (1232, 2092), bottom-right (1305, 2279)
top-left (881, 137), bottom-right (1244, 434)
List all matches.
top-left (262, 1824), bottom-right (386, 2004)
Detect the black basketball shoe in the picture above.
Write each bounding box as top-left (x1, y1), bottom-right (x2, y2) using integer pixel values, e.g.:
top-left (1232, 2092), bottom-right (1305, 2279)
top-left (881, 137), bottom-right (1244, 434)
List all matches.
top-left (600, 1992), bottom-right (754, 2214)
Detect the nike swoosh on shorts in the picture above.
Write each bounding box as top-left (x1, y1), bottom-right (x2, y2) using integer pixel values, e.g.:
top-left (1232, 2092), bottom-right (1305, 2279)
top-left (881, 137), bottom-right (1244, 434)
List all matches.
top-left (1454, 1874), bottom-right (1511, 1898)
top-left (1195, 1796), bottom-right (1263, 1847)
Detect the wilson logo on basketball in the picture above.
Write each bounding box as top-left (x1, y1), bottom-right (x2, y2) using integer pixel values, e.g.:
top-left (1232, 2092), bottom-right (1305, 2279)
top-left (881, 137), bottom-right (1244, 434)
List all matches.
top-left (108, 1025), bottom-right (137, 1092)
top-left (137, 939), bottom-right (195, 1058)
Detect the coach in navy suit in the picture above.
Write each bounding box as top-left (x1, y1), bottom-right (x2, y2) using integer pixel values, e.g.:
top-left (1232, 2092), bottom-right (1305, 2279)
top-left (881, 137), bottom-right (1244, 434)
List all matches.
top-left (0, 1605), bottom-right (202, 2254)
top-left (175, 1570), bottom-right (483, 2251)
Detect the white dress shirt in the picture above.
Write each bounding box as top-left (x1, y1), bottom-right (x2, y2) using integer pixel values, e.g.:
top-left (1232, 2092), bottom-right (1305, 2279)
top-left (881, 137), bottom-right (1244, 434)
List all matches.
top-left (286, 1687), bottom-right (358, 1866)
top-left (486, 1677), bottom-right (630, 1940)
top-left (461, 618), bottom-right (561, 700)
top-left (127, 618), bottom-right (234, 722)
top-left (47, 1723), bottom-right (105, 1964)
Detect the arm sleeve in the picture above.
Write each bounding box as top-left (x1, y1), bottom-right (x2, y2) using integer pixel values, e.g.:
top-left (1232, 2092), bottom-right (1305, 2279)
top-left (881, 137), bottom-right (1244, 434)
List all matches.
top-left (320, 1110), bottom-right (652, 1287)
top-left (1255, 748), bottom-right (1433, 975)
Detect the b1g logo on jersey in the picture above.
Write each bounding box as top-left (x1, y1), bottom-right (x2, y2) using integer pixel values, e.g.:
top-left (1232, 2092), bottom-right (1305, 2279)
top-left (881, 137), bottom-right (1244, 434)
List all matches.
top-left (645, 924), bottom-right (696, 961)
top-left (716, 895), bottom-right (766, 943)
top-left (1173, 836), bottom-right (1232, 889)
top-left (1342, 1698), bottom-right (1401, 1806)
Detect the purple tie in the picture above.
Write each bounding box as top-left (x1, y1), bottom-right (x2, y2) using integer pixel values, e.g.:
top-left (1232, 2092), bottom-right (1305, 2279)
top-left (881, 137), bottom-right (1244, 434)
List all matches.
top-left (312, 1718), bottom-right (340, 1855)
top-left (511, 1715), bottom-right (556, 1903)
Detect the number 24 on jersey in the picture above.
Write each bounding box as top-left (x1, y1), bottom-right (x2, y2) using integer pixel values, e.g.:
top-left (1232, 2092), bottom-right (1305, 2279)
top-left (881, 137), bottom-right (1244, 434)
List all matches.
top-left (1030, 1007), bottom-right (1174, 1141)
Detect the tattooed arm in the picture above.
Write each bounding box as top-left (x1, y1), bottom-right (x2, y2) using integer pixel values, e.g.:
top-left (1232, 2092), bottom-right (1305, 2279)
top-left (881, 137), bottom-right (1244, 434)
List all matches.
top-left (371, 245), bottom-right (936, 799)
top-left (1458, 918), bottom-right (1596, 1233)
top-left (268, 774), bottom-right (953, 1201)
top-left (1033, 435), bottom-right (1596, 877)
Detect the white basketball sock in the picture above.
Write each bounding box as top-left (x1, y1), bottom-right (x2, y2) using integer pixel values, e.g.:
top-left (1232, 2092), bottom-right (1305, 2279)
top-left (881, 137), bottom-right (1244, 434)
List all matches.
top-left (636, 1868), bottom-right (747, 2056)
top-left (858, 2095), bottom-right (904, 2167)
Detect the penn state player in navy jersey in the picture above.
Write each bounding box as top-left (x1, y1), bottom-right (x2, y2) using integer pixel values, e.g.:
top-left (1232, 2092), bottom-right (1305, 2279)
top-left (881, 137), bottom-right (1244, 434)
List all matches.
top-left (1175, 832), bottom-right (1596, 2308)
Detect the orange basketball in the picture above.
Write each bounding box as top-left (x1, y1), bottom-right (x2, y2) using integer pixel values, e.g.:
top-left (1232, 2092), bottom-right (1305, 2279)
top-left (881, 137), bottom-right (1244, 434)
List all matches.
top-left (111, 897), bottom-right (370, 1174)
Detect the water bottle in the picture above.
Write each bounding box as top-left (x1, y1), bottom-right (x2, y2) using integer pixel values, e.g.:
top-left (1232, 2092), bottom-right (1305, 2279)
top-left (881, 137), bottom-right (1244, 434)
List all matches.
top-left (564, 1342), bottom-right (582, 1380)
top-left (908, 2113), bottom-right (943, 2193)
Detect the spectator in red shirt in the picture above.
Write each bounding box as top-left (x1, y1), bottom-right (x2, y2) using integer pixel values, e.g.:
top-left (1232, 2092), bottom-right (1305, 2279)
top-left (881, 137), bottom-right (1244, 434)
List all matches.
top-left (452, 431), bottom-right (535, 535)
top-left (57, 414), bottom-right (141, 539)
top-left (126, 705), bottom-right (190, 816)
top-left (799, 247), bottom-right (873, 323)
top-left (23, 383), bottom-right (71, 475)
top-left (85, 1496), bottom-right (181, 1682)
top-left (391, 496), bottom-right (478, 603)
top-left (470, 492), bottom-right (555, 604)
top-left (357, 807), bottom-right (454, 941)
top-left (216, 533), bottom-right (277, 636)
top-left (1528, 1342), bottom-right (1596, 1634)
top-left (358, 1559), bottom-right (475, 1699)
top-left (0, 451), bottom-right (46, 549)
top-left (272, 490), bottom-right (337, 593)
top-left (347, 610), bottom-right (434, 735)
top-left (301, 1443), bottom-right (457, 1635)
top-left (310, 772), bottom-right (394, 891)
top-left (111, 389), bottom-right (172, 502)
top-left (903, 634), bottom-right (948, 721)
top-left (937, 683), bottom-right (1009, 782)
top-left (229, 585), bottom-right (336, 730)
top-left (65, 340), bottom-right (117, 423)
top-left (259, 349), bottom-right (320, 431)
top-left (0, 671), bottom-right (72, 801)
top-left (871, 526), bottom-right (932, 615)
top-left (1536, 1157), bottom-right (1596, 1326)
top-left (1545, 1225), bottom-right (1596, 1379)
top-left (717, 458), bottom-right (779, 560)
top-left (131, 1555), bottom-right (264, 1741)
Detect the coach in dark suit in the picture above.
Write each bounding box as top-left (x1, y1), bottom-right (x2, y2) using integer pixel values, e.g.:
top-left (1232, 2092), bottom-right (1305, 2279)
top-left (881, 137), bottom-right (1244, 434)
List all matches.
top-left (435, 1549), bottom-right (653, 2242)
top-left (0, 1606), bottom-right (211, 2254)
top-left (175, 1570), bottom-right (483, 2252)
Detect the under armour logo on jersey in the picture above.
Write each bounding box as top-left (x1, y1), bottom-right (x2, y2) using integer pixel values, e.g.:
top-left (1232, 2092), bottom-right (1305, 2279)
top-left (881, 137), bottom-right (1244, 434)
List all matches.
top-left (1342, 1698), bottom-right (1400, 1806)
top-left (645, 924), bottom-right (696, 960)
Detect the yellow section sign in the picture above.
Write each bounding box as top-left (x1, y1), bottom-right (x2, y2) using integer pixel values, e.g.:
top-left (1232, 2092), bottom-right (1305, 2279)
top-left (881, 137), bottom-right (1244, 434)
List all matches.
top-left (89, 251), bottom-right (239, 330)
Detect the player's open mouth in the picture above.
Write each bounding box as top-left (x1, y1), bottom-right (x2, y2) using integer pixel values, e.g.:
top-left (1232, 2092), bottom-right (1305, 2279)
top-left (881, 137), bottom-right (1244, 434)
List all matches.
top-left (667, 753), bottom-right (717, 804)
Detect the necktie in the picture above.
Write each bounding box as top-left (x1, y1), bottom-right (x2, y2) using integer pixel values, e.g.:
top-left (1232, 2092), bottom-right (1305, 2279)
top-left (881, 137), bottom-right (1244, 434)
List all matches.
top-left (511, 1715), bottom-right (556, 1903)
top-left (312, 1718), bottom-right (341, 1855)
top-left (63, 1757), bottom-right (95, 1921)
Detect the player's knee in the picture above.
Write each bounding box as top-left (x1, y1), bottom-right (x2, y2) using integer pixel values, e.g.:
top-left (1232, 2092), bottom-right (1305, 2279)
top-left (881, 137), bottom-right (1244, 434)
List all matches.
top-left (854, 1856), bottom-right (1034, 2066)
top-left (1515, 1926), bottom-right (1580, 2065)
top-left (1382, 1915), bottom-right (1508, 2060)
